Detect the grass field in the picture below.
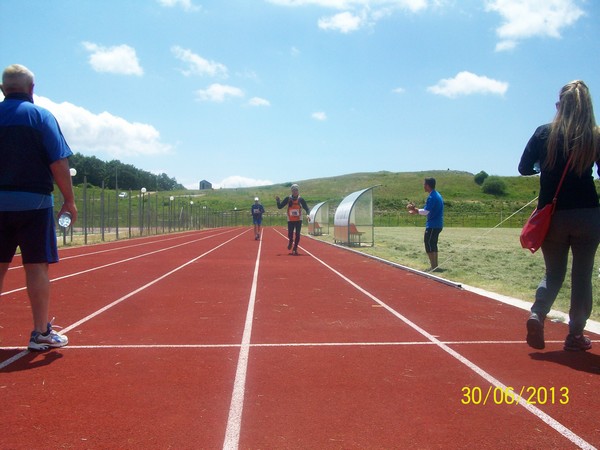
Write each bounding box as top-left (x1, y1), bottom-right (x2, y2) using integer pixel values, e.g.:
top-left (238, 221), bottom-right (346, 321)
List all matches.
top-left (311, 227), bottom-right (600, 323)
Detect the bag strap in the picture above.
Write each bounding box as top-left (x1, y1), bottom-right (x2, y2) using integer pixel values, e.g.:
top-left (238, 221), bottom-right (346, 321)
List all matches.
top-left (550, 153), bottom-right (573, 208)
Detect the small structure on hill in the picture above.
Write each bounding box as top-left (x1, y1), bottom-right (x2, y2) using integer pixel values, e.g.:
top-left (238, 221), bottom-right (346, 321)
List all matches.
top-left (199, 180), bottom-right (212, 190)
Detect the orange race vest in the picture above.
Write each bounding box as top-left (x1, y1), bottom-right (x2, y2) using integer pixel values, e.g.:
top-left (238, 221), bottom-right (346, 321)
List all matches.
top-left (287, 197), bottom-right (302, 222)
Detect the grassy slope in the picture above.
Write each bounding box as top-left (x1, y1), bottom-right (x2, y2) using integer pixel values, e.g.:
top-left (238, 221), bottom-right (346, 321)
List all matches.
top-left (191, 170), bottom-right (544, 212)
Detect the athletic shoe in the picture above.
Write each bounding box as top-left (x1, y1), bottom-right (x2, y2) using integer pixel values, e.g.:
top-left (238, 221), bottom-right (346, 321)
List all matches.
top-left (526, 313), bottom-right (545, 350)
top-left (292, 249), bottom-right (298, 256)
top-left (287, 241), bottom-right (293, 250)
top-left (563, 334), bottom-right (592, 352)
top-left (28, 321), bottom-right (68, 351)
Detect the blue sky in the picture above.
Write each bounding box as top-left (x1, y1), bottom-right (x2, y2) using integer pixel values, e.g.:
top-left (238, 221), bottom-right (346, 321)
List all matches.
top-left (1, 0), bottom-right (598, 189)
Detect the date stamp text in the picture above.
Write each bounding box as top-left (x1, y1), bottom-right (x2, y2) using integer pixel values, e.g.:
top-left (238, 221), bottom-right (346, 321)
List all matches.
top-left (461, 386), bottom-right (569, 406)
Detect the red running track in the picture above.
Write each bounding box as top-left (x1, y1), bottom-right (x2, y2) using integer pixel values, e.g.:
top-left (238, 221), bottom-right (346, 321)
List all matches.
top-left (1, 227), bottom-right (599, 449)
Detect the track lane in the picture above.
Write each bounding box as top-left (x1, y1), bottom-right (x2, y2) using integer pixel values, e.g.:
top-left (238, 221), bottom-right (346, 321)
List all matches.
top-left (0, 228), bottom-right (244, 345)
top-left (1, 227), bottom-right (260, 448)
top-left (296, 230), bottom-right (599, 446)
top-left (238, 227), bottom-right (598, 448)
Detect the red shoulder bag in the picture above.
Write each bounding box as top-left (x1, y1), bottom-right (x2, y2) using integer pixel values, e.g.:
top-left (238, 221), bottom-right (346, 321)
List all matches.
top-left (520, 156), bottom-right (572, 253)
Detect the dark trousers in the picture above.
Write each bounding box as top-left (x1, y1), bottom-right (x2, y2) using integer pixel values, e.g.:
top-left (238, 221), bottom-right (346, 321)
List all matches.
top-left (424, 227), bottom-right (442, 253)
top-left (533, 207), bottom-right (600, 335)
top-left (288, 221), bottom-right (302, 249)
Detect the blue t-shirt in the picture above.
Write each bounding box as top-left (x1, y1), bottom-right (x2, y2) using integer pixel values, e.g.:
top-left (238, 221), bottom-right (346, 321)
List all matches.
top-left (0, 93), bottom-right (72, 211)
top-left (424, 190), bottom-right (444, 229)
top-left (251, 203), bottom-right (264, 218)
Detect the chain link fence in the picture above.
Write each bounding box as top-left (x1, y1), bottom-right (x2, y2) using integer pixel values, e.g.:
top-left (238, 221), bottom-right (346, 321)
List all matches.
top-left (55, 182), bottom-right (534, 245)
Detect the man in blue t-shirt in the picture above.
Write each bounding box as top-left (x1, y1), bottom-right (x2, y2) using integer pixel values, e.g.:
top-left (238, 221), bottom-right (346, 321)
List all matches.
top-left (407, 177), bottom-right (444, 271)
top-left (251, 197), bottom-right (265, 240)
top-left (0, 64), bottom-right (77, 350)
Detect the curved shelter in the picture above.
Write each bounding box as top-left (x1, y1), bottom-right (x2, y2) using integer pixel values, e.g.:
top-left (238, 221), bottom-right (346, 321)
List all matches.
top-left (308, 201), bottom-right (329, 236)
top-left (334, 187), bottom-right (375, 247)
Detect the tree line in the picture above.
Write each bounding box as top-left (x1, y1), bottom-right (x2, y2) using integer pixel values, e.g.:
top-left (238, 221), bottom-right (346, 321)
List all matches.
top-left (68, 153), bottom-right (185, 191)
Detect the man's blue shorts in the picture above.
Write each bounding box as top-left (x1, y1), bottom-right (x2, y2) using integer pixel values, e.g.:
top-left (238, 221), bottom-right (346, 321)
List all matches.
top-left (0, 208), bottom-right (58, 264)
top-left (253, 217), bottom-right (262, 225)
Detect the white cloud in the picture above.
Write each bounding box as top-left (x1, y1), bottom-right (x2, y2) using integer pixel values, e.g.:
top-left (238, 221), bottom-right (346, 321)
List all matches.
top-left (494, 40), bottom-right (517, 52)
top-left (392, 87), bottom-right (406, 94)
top-left (195, 84), bottom-right (245, 102)
top-left (171, 46), bottom-right (228, 78)
top-left (318, 11), bottom-right (364, 32)
top-left (35, 95), bottom-right (172, 158)
top-left (427, 71), bottom-right (508, 98)
top-left (82, 42), bottom-right (144, 76)
top-left (485, 0), bottom-right (585, 51)
top-left (312, 111), bottom-right (327, 120)
top-left (267, 0), bottom-right (429, 33)
top-left (248, 97), bottom-right (271, 107)
top-left (157, 0), bottom-right (201, 12)
top-left (215, 176), bottom-right (274, 189)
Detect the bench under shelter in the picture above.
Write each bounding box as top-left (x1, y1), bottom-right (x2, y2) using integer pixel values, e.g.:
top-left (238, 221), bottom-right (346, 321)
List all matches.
top-left (333, 186), bottom-right (376, 247)
top-left (308, 201), bottom-right (329, 236)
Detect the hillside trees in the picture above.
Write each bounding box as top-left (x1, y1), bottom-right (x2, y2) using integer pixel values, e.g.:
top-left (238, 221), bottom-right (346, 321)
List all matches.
top-left (474, 171), bottom-right (489, 185)
top-left (481, 176), bottom-right (507, 196)
top-left (68, 153), bottom-right (184, 191)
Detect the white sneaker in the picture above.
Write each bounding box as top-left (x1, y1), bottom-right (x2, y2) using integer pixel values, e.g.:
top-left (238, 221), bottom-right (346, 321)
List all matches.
top-left (28, 321), bottom-right (68, 351)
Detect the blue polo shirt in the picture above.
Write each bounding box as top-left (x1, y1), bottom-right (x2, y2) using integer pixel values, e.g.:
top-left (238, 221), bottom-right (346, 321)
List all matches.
top-left (0, 93), bottom-right (72, 211)
top-left (424, 190), bottom-right (444, 229)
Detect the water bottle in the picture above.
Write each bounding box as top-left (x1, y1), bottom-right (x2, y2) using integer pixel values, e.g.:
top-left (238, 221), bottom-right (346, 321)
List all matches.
top-left (58, 212), bottom-right (72, 228)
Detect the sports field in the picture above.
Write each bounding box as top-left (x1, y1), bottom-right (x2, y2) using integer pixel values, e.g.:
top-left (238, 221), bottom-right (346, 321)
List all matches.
top-left (1, 227), bottom-right (599, 449)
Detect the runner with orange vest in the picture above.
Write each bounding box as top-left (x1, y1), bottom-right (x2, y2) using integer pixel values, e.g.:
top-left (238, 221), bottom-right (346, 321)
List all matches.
top-left (276, 184), bottom-right (310, 255)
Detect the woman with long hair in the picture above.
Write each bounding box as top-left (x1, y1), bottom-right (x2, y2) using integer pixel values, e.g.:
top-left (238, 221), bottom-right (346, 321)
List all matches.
top-left (519, 80), bottom-right (600, 351)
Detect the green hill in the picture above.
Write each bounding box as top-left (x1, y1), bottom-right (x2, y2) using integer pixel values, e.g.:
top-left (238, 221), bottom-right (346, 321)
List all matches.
top-left (186, 170), bottom-right (543, 215)
top-left (72, 169), bottom-right (598, 228)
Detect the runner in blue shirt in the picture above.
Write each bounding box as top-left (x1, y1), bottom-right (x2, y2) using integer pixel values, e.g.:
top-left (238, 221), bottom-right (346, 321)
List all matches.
top-left (407, 177), bottom-right (444, 271)
top-left (251, 197), bottom-right (265, 240)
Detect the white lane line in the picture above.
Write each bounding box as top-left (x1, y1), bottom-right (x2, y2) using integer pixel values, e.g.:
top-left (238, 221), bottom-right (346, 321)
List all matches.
top-left (222, 231), bottom-right (263, 450)
top-left (7, 229), bottom-right (224, 270)
top-left (0, 340), bottom-right (575, 351)
top-left (297, 241), bottom-right (597, 450)
top-left (0, 231), bottom-right (246, 370)
top-left (1, 231), bottom-right (235, 296)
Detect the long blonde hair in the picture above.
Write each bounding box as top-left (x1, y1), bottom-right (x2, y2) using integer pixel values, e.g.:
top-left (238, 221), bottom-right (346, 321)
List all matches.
top-left (546, 80), bottom-right (600, 176)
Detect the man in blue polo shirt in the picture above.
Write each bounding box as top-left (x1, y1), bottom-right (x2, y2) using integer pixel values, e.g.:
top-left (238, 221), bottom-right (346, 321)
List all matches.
top-left (0, 64), bottom-right (77, 350)
top-left (407, 177), bottom-right (444, 271)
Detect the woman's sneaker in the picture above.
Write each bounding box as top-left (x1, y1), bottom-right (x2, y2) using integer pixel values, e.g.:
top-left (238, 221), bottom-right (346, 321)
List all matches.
top-left (28, 322), bottom-right (68, 351)
top-left (563, 334), bottom-right (592, 352)
top-left (526, 313), bottom-right (545, 350)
